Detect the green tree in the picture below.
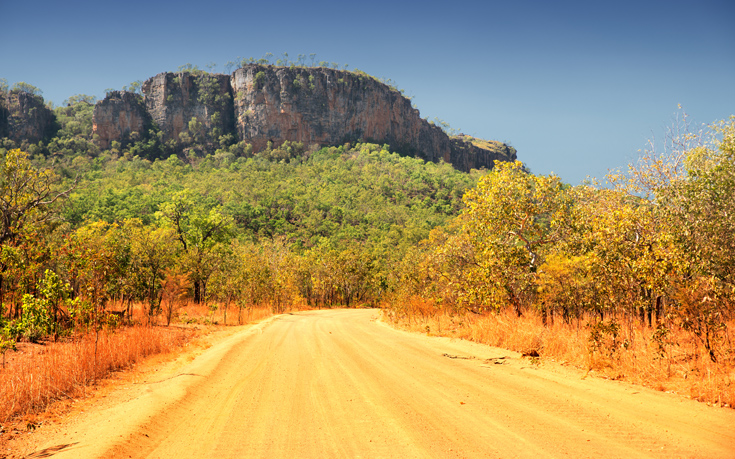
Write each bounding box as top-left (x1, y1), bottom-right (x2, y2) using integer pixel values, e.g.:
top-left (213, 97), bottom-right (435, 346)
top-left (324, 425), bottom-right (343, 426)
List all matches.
top-left (125, 219), bottom-right (177, 319)
top-left (122, 80), bottom-right (143, 94)
top-left (158, 192), bottom-right (233, 303)
top-left (10, 82), bottom-right (42, 96)
top-left (0, 149), bottom-right (74, 312)
top-left (65, 221), bottom-right (131, 311)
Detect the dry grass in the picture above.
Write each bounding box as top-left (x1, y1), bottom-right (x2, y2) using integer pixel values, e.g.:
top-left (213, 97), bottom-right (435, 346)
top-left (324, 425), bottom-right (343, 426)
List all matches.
top-left (0, 300), bottom-right (281, 424)
top-left (0, 325), bottom-right (189, 422)
top-left (169, 301), bottom-right (277, 326)
top-left (112, 299), bottom-right (278, 328)
top-left (384, 301), bottom-right (735, 408)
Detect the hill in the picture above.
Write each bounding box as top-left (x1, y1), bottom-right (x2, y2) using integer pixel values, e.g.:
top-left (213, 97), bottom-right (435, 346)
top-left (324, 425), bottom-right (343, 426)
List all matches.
top-left (1, 66), bottom-right (516, 172)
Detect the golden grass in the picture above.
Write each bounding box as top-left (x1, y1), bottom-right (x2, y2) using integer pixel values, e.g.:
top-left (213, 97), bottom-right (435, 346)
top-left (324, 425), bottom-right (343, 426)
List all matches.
top-left (0, 326), bottom-right (189, 422)
top-left (170, 301), bottom-right (277, 326)
top-left (112, 299), bottom-right (278, 327)
top-left (384, 301), bottom-right (735, 408)
top-left (0, 300), bottom-right (280, 424)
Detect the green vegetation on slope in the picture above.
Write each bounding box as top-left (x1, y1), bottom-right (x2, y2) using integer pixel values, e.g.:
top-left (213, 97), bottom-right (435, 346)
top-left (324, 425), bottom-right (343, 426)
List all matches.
top-left (61, 143), bottom-right (479, 250)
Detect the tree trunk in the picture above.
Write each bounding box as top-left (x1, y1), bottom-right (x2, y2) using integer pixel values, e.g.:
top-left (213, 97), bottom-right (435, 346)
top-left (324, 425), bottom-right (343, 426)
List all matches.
top-left (194, 281), bottom-right (201, 303)
top-left (0, 271), bottom-right (4, 320)
top-left (541, 304), bottom-right (547, 326)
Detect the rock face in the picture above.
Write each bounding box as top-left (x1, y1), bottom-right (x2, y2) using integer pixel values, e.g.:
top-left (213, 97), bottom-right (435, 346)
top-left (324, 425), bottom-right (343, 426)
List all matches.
top-left (230, 66), bottom-right (452, 159)
top-left (92, 91), bottom-right (151, 149)
top-left (0, 91), bottom-right (56, 144)
top-left (92, 66), bottom-right (516, 171)
top-left (449, 137), bottom-right (517, 172)
top-left (142, 72), bottom-right (235, 145)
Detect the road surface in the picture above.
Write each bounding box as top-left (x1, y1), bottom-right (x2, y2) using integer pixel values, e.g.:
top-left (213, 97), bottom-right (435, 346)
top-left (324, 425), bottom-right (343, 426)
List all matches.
top-left (24, 309), bottom-right (735, 458)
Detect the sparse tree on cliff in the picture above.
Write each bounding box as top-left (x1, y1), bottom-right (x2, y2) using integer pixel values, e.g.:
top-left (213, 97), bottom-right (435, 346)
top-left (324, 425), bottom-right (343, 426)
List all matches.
top-left (178, 63), bottom-right (201, 74)
top-left (10, 82), bottom-right (42, 97)
top-left (122, 81), bottom-right (143, 94)
top-left (187, 117), bottom-right (204, 144)
top-left (257, 53), bottom-right (274, 65)
top-left (64, 94), bottom-right (97, 106)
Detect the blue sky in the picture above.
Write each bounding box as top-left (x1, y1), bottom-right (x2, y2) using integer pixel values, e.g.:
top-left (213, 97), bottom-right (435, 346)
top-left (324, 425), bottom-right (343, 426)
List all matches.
top-left (1, 0), bottom-right (733, 184)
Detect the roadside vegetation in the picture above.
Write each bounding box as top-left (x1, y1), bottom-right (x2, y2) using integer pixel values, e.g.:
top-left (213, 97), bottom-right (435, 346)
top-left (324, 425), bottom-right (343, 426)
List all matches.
top-left (385, 114), bottom-right (735, 407)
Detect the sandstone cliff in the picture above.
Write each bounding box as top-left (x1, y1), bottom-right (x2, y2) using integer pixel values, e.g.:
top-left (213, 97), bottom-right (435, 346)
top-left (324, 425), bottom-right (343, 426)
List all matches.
top-left (93, 91), bottom-right (151, 149)
top-left (0, 91), bottom-right (56, 144)
top-left (91, 66), bottom-right (515, 171)
top-left (449, 136), bottom-right (517, 173)
top-left (230, 66), bottom-right (453, 159)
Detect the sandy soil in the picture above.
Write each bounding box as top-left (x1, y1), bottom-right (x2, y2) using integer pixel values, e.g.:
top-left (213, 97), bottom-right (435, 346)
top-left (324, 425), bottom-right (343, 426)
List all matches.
top-left (10, 309), bottom-right (735, 458)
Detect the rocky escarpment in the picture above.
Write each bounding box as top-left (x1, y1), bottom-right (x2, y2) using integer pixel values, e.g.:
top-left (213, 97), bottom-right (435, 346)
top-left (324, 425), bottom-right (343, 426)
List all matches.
top-left (92, 65), bottom-right (516, 171)
top-left (449, 136), bottom-right (517, 173)
top-left (93, 91), bottom-right (151, 149)
top-left (0, 91), bottom-right (56, 144)
top-left (230, 66), bottom-right (453, 161)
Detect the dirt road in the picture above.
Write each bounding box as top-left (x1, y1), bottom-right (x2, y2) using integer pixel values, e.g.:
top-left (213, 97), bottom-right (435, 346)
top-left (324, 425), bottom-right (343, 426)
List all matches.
top-left (23, 309), bottom-right (735, 458)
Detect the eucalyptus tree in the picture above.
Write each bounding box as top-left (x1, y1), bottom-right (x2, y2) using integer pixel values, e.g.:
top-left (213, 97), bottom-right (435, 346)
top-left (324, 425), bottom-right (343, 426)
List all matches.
top-left (462, 160), bottom-right (569, 316)
top-left (158, 191), bottom-right (233, 303)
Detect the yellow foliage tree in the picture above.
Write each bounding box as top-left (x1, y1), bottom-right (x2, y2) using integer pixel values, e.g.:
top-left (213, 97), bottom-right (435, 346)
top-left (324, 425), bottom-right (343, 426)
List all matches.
top-left (462, 161), bottom-right (569, 315)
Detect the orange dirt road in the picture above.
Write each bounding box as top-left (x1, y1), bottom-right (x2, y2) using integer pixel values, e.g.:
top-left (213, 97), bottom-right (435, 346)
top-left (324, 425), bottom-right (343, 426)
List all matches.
top-left (24, 309), bottom-right (735, 458)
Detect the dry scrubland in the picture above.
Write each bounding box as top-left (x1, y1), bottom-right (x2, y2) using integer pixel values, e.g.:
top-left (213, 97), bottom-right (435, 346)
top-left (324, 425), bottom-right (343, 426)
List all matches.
top-left (385, 300), bottom-right (734, 408)
top-left (0, 301), bottom-right (274, 424)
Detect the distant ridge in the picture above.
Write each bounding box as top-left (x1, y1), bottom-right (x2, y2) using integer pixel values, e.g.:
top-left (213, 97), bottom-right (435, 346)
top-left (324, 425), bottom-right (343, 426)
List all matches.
top-left (91, 65), bottom-right (516, 172)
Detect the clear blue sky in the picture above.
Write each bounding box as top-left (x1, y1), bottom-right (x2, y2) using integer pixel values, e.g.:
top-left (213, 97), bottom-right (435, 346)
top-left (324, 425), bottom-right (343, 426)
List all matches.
top-left (1, 0), bottom-right (733, 184)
